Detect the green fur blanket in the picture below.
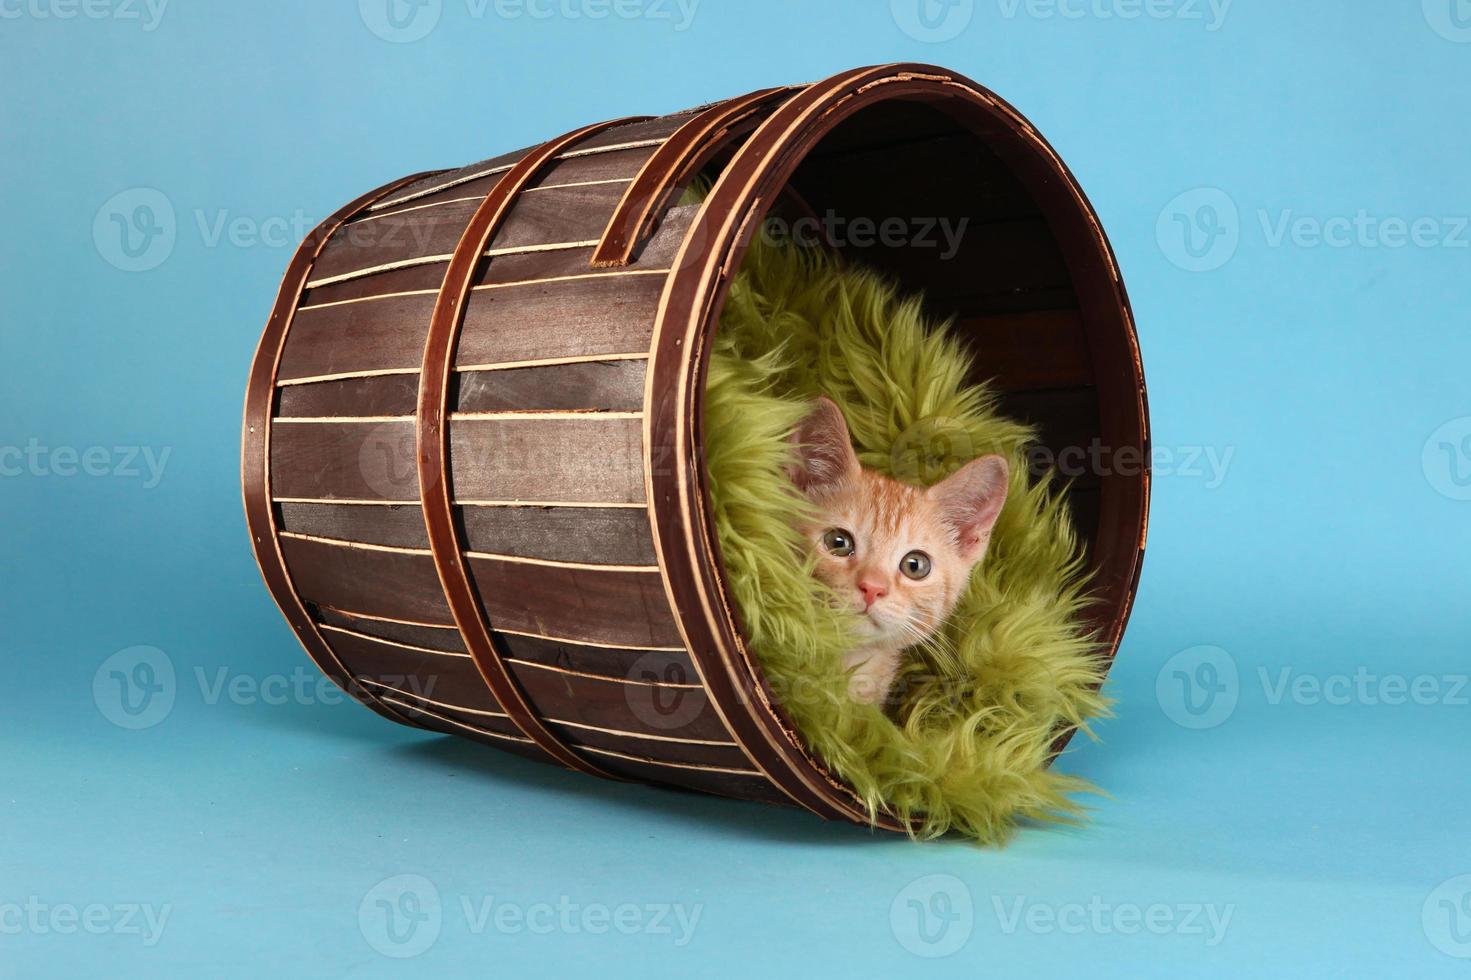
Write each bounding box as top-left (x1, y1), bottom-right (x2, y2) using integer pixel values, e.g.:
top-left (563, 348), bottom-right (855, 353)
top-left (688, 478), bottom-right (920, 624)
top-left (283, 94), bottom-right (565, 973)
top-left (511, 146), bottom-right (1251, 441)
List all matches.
top-left (705, 228), bottom-right (1111, 842)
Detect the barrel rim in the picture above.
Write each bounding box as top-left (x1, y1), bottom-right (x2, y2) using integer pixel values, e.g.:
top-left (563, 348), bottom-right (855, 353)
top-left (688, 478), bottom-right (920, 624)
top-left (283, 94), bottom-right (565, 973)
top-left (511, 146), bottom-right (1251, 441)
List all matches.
top-left (647, 62), bottom-right (1150, 830)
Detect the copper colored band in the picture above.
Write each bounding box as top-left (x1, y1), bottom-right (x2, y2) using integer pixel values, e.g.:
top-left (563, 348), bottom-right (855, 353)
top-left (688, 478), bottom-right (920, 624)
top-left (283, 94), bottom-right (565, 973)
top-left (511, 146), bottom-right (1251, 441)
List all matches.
top-left (417, 118), bottom-right (652, 779)
top-left (242, 170), bottom-right (445, 729)
top-left (647, 65), bottom-right (908, 828)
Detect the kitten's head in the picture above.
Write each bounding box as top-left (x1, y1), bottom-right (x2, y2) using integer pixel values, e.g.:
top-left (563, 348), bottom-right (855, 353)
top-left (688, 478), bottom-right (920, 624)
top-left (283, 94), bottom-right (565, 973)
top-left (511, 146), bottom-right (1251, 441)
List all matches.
top-left (788, 397), bottom-right (1009, 647)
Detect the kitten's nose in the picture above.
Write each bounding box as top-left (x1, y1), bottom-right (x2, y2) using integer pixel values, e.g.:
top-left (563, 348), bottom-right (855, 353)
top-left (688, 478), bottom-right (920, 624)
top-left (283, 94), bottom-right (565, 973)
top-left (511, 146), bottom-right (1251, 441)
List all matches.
top-left (858, 579), bottom-right (887, 608)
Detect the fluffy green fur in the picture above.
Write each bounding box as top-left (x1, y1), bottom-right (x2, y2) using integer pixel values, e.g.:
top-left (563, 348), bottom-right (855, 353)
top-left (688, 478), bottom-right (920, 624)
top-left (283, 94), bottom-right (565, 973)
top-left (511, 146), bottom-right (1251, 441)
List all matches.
top-left (705, 225), bottom-right (1111, 843)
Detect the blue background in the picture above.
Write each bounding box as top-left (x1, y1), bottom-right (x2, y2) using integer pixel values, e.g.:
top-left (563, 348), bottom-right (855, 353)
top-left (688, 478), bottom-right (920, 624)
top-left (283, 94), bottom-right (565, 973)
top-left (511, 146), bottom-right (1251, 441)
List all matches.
top-left (3, 1), bottom-right (1468, 975)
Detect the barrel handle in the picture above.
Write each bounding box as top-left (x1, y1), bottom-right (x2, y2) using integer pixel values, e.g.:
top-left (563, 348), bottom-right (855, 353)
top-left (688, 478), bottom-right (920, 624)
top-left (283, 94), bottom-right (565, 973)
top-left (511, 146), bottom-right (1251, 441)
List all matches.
top-left (590, 89), bottom-right (797, 269)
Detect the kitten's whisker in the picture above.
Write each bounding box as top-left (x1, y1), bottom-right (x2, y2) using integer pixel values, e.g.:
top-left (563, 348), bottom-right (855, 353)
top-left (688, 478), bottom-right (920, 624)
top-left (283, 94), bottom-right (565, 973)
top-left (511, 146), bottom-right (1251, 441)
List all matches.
top-left (897, 618), bottom-right (939, 650)
top-left (894, 613), bottom-right (964, 674)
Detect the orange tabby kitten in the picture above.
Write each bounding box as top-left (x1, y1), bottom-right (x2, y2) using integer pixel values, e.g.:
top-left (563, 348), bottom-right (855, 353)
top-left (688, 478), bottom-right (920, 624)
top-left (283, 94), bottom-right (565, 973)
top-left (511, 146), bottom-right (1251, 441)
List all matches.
top-left (788, 397), bottom-right (1010, 705)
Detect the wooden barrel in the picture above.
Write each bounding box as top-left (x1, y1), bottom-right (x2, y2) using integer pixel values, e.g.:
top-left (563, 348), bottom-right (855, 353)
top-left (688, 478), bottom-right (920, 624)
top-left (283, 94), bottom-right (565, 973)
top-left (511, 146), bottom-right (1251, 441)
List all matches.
top-left (242, 63), bottom-right (1149, 832)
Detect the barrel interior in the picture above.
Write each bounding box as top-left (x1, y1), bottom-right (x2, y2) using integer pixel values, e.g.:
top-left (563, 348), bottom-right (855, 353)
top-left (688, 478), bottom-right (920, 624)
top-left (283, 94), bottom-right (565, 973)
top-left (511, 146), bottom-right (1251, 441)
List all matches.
top-left (760, 94), bottom-right (1146, 640)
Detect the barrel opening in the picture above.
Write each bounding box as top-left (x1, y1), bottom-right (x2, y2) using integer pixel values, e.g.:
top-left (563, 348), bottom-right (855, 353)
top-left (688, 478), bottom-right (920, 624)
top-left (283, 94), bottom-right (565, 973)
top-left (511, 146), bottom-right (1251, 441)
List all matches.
top-left (745, 91), bottom-right (1146, 638)
top-left (672, 77), bottom-right (1149, 834)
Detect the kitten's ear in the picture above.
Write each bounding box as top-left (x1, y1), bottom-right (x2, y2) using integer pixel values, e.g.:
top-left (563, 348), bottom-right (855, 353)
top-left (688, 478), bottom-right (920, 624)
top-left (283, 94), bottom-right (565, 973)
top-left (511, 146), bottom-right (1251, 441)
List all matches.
top-left (928, 454), bottom-right (1010, 561)
top-left (788, 396), bottom-right (860, 494)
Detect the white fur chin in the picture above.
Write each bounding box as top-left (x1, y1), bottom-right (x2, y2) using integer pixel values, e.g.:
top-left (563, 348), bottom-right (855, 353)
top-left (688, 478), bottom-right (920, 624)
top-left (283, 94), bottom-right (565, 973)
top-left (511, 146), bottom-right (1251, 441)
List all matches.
top-left (853, 613), bottom-right (898, 645)
top-left (844, 646), bottom-right (902, 705)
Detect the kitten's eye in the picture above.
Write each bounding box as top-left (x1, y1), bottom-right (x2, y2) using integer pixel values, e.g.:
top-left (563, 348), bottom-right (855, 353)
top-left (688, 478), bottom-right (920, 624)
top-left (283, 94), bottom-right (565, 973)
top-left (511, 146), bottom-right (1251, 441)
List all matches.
top-left (899, 551), bottom-right (932, 580)
top-left (821, 528), bottom-right (856, 557)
